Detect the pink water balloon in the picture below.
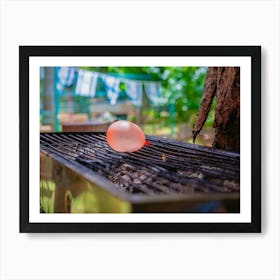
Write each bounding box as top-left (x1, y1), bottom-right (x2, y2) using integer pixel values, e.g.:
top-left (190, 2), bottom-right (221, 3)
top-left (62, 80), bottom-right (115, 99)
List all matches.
top-left (106, 120), bottom-right (146, 152)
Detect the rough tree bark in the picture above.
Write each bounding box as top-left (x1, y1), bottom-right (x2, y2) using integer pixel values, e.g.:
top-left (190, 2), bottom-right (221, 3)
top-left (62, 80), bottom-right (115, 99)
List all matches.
top-left (193, 67), bottom-right (240, 152)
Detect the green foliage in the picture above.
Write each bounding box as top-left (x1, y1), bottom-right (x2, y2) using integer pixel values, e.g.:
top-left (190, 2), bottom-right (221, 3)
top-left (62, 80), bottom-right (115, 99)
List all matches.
top-left (156, 67), bottom-right (207, 123)
top-left (80, 66), bottom-right (209, 126)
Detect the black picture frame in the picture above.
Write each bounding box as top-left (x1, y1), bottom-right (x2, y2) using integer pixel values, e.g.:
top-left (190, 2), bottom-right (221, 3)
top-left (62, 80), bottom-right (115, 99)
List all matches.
top-left (20, 46), bottom-right (261, 233)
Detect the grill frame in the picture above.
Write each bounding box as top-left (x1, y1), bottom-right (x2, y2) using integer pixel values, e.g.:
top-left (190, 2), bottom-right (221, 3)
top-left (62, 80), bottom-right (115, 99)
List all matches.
top-left (40, 132), bottom-right (240, 213)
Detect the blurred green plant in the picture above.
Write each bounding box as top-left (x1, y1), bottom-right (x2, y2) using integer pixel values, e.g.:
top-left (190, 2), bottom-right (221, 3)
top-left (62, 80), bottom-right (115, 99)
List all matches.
top-left (82, 66), bottom-right (211, 126)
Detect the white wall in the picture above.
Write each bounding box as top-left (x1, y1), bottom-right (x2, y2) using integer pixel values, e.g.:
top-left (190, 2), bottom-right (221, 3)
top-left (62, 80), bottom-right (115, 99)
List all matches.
top-left (0, 0), bottom-right (279, 279)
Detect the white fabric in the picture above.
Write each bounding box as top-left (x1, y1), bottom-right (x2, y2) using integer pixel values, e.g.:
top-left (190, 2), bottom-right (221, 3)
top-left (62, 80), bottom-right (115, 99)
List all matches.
top-left (102, 75), bottom-right (121, 105)
top-left (124, 80), bottom-right (143, 107)
top-left (75, 69), bottom-right (98, 97)
top-left (144, 81), bottom-right (165, 106)
top-left (56, 67), bottom-right (76, 91)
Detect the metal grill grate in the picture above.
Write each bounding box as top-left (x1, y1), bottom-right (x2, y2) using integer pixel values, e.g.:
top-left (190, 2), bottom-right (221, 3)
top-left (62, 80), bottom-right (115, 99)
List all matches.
top-left (40, 133), bottom-right (240, 196)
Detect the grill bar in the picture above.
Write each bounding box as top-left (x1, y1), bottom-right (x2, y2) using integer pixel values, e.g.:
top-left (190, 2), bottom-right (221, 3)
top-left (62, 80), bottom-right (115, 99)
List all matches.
top-left (40, 132), bottom-right (240, 196)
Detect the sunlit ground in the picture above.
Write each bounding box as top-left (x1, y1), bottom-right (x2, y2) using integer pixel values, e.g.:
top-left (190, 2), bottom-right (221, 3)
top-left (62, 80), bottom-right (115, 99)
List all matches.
top-left (142, 123), bottom-right (214, 147)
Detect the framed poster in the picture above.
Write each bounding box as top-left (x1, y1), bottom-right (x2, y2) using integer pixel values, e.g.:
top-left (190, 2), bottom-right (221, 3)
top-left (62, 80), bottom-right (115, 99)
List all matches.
top-left (19, 46), bottom-right (261, 233)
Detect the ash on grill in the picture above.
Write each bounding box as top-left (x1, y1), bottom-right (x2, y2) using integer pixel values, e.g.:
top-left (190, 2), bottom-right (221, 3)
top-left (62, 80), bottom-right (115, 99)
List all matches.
top-left (40, 133), bottom-right (240, 196)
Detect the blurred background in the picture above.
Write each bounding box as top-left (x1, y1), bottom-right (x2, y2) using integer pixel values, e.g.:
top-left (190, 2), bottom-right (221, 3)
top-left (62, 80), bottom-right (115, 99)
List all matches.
top-left (40, 66), bottom-right (215, 146)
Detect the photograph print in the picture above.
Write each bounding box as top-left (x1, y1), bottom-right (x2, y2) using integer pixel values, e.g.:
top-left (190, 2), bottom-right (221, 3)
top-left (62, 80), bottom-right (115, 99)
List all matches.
top-left (20, 46), bottom-right (261, 232)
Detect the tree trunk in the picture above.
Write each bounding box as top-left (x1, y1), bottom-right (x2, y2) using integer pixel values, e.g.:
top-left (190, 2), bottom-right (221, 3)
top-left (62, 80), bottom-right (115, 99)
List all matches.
top-left (193, 67), bottom-right (240, 152)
